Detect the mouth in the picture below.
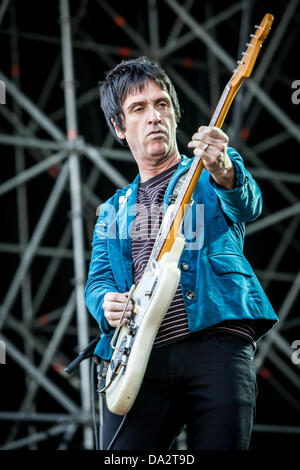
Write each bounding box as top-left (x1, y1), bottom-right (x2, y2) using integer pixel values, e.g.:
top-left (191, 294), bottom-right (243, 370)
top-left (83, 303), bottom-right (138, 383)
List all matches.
top-left (147, 129), bottom-right (166, 138)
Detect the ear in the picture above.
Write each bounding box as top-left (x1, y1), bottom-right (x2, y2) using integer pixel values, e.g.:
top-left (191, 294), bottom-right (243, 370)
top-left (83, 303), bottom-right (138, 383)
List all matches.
top-left (111, 118), bottom-right (126, 141)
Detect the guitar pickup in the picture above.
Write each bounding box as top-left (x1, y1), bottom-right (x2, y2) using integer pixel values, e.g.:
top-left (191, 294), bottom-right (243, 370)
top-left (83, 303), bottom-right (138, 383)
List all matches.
top-left (144, 278), bottom-right (158, 298)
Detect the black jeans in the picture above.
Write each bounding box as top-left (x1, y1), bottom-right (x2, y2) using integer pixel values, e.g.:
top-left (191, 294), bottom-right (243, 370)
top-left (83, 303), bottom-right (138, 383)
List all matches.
top-left (103, 332), bottom-right (257, 450)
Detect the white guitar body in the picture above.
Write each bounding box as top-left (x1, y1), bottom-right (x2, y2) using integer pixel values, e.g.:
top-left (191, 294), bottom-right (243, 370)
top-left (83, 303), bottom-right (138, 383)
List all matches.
top-left (105, 232), bottom-right (185, 416)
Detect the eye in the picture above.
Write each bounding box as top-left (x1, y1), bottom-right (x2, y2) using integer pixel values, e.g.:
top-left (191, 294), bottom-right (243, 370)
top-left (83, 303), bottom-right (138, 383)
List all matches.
top-left (134, 106), bottom-right (144, 112)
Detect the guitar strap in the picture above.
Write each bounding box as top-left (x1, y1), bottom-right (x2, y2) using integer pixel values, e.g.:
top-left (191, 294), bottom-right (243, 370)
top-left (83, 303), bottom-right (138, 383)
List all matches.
top-left (168, 169), bottom-right (189, 205)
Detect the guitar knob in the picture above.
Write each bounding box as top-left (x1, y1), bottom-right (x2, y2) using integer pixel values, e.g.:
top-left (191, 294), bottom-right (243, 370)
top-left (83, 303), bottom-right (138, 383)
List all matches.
top-left (180, 262), bottom-right (189, 271)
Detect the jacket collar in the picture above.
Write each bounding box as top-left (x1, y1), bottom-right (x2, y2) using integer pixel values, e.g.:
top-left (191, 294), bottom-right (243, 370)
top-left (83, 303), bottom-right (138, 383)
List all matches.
top-left (116, 155), bottom-right (193, 288)
top-left (117, 154), bottom-right (193, 198)
top-left (117, 154), bottom-right (193, 230)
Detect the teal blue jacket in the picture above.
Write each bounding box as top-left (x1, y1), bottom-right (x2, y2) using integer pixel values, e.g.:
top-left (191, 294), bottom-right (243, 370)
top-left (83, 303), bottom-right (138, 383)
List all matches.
top-left (85, 148), bottom-right (278, 360)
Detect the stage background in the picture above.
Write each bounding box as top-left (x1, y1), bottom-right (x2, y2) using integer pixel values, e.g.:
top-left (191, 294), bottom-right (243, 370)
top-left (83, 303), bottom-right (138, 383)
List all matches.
top-left (0, 0), bottom-right (299, 450)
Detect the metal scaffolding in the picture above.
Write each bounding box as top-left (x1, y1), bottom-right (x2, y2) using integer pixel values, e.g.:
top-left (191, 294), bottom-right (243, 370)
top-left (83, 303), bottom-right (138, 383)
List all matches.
top-left (0, 0), bottom-right (299, 450)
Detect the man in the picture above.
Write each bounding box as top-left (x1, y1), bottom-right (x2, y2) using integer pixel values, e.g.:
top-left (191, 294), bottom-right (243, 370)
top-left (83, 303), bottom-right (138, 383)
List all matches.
top-left (84, 56), bottom-right (278, 450)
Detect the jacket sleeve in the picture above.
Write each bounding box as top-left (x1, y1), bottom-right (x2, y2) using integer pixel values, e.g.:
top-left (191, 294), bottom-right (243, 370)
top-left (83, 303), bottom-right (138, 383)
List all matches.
top-left (84, 208), bottom-right (117, 335)
top-left (209, 147), bottom-right (263, 223)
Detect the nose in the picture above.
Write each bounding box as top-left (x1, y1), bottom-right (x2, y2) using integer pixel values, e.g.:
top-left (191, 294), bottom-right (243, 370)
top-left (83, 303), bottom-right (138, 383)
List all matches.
top-left (147, 106), bottom-right (161, 124)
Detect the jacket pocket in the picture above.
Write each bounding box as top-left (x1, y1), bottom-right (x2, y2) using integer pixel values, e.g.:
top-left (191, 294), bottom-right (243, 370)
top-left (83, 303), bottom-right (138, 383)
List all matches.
top-left (208, 253), bottom-right (253, 277)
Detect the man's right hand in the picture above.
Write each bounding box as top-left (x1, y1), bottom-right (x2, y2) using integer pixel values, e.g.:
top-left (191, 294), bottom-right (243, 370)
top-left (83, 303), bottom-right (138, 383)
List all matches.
top-left (103, 291), bottom-right (133, 328)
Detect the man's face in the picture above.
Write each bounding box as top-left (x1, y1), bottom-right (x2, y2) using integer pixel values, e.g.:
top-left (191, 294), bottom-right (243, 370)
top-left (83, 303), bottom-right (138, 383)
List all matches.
top-left (114, 80), bottom-right (178, 167)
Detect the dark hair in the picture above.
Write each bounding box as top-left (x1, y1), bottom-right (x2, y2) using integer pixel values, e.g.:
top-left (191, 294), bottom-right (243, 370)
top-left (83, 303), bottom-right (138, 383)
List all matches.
top-left (99, 56), bottom-right (181, 146)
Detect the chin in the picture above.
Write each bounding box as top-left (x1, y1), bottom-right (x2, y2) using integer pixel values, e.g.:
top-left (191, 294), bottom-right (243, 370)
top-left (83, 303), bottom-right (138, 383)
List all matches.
top-left (149, 143), bottom-right (169, 157)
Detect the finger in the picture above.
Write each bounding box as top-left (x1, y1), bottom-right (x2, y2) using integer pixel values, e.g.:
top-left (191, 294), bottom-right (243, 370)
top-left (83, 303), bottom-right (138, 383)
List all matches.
top-left (104, 310), bottom-right (132, 326)
top-left (190, 142), bottom-right (226, 157)
top-left (188, 134), bottom-right (225, 151)
top-left (189, 131), bottom-right (227, 146)
top-left (188, 139), bottom-right (210, 149)
top-left (110, 318), bottom-right (128, 328)
top-left (104, 291), bottom-right (133, 305)
top-left (107, 309), bottom-right (132, 320)
top-left (206, 127), bottom-right (229, 141)
top-left (193, 148), bottom-right (217, 162)
top-left (104, 310), bottom-right (132, 329)
top-left (103, 300), bottom-right (133, 312)
top-left (104, 291), bottom-right (130, 301)
top-left (106, 316), bottom-right (127, 328)
top-left (188, 131), bottom-right (212, 146)
top-left (193, 126), bottom-right (228, 142)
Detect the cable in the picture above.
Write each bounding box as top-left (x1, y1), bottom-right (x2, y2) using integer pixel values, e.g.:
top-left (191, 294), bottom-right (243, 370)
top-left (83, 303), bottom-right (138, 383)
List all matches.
top-left (91, 355), bottom-right (128, 450)
top-left (90, 358), bottom-right (99, 450)
top-left (106, 414), bottom-right (128, 450)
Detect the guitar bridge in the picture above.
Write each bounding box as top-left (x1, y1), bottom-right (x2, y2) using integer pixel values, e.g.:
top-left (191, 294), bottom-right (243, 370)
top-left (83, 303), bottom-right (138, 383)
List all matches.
top-left (110, 336), bottom-right (129, 375)
top-left (109, 322), bottom-right (138, 380)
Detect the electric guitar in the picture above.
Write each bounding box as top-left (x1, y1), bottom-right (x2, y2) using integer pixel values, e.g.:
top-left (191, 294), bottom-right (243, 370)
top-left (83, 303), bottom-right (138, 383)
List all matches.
top-left (104, 13), bottom-right (274, 416)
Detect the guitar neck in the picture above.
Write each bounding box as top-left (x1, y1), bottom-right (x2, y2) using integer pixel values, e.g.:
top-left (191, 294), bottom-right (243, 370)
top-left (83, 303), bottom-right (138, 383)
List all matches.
top-left (152, 82), bottom-right (235, 262)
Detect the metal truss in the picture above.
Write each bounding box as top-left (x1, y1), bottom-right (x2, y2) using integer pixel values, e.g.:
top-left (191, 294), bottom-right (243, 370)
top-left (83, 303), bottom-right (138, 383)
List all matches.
top-left (0, 0), bottom-right (299, 450)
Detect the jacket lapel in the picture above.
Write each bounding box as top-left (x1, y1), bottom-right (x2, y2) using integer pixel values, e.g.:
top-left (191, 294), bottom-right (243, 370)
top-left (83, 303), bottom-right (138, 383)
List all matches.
top-left (118, 175), bottom-right (140, 289)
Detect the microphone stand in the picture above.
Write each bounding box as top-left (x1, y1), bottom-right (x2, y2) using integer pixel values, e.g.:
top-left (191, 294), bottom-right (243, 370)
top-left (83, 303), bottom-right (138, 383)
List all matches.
top-left (65, 335), bottom-right (106, 450)
top-left (64, 334), bottom-right (101, 374)
top-left (95, 355), bottom-right (109, 450)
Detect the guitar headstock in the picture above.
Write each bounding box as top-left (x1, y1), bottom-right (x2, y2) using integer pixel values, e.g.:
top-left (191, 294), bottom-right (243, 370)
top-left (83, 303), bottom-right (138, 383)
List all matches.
top-left (230, 13), bottom-right (274, 88)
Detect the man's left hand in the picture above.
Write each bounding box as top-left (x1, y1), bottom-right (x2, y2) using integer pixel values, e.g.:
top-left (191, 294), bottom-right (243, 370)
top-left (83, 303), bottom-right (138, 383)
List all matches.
top-left (188, 126), bottom-right (235, 190)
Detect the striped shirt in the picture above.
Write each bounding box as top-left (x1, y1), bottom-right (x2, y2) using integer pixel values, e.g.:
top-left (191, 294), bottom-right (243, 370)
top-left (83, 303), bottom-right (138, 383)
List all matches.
top-left (131, 163), bottom-right (257, 347)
